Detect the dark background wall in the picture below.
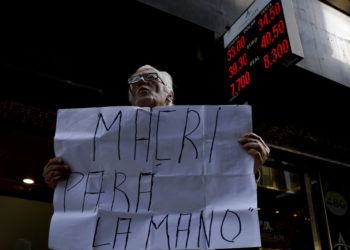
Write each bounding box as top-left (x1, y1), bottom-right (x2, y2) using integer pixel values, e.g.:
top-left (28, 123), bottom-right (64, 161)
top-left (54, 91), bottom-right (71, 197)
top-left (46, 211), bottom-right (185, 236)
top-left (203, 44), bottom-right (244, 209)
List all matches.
top-left (0, 2), bottom-right (225, 109)
top-left (0, 2), bottom-right (349, 201)
top-left (0, 2), bottom-right (225, 200)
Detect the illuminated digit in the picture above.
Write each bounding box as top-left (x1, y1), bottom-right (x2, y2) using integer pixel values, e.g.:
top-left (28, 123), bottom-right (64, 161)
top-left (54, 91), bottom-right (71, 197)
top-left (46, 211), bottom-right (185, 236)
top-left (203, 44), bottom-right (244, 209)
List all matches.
top-left (278, 20), bottom-right (285, 34)
top-left (236, 36), bottom-right (245, 52)
top-left (277, 44), bottom-right (283, 58)
top-left (230, 46), bottom-right (237, 62)
top-left (227, 48), bottom-right (231, 62)
top-left (227, 46), bottom-right (233, 62)
top-left (275, 2), bottom-right (281, 15)
top-left (269, 5), bottom-right (276, 20)
top-left (282, 39), bottom-right (289, 53)
top-left (241, 71), bottom-right (250, 89)
top-left (263, 13), bottom-right (270, 26)
top-left (272, 24), bottom-right (279, 38)
top-left (263, 54), bottom-right (270, 69)
top-left (236, 78), bottom-right (241, 92)
top-left (236, 41), bottom-right (241, 53)
top-left (228, 66), bottom-right (234, 79)
top-left (243, 74), bottom-right (247, 88)
top-left (238, 54), bottom-right (247, 69)
top-left (266, 32), bottom-right (272, 45)
top-left (228, 62), bottom-right (238, 78)
top-left (245, 71), bottom-right (250, 85)
top-left (239, 55), bottom-right (244, 67)
top-left (271, 48), bottom-right (278, 63)
top-left (242, 53), bottom-right (248, 66)
top-left (261, 35), bottom-right (267, 49)
top-left (230, 83), bottom-right (235, 96)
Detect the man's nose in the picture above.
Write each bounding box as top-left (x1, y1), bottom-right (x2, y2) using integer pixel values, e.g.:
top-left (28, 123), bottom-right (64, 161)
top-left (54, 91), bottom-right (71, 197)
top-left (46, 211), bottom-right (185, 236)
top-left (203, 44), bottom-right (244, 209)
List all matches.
top-left (135, 75), bottom-right (148, 84)
top-left (134, 78), bottom-right (151, 88)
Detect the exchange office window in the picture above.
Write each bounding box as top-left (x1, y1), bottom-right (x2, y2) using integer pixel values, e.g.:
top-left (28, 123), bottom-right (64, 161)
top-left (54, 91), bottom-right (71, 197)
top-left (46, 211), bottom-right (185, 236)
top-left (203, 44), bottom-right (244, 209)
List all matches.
top-left (321, 167), bottom-right (350, 249)
top-left (257, 166), bottom-right (314, 249)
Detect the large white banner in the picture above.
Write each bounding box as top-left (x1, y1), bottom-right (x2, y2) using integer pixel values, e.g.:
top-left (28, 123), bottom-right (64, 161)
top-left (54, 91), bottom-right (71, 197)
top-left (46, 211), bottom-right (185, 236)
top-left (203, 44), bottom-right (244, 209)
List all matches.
top-left (49, 105), bottom-right (260, 250)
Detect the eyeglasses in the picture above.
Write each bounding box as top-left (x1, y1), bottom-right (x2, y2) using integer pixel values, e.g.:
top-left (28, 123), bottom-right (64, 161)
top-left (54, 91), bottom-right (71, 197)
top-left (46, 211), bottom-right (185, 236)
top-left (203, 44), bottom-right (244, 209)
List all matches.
top-left (128, 72), bottom-right (165, 86)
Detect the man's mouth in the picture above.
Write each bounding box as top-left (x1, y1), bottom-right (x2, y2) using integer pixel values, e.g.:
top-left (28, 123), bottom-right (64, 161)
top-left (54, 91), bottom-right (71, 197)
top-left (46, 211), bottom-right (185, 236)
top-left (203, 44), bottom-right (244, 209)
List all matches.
top-left (136, 87), bottom-right (150, 95)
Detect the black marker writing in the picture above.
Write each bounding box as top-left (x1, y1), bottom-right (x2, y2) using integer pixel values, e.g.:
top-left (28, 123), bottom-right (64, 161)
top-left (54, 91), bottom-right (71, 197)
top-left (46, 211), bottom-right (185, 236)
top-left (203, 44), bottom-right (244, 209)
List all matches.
top-left (82, 171), bottom-right (104, 212)
top-left (134, 109), bottom-right (152, 162)
top-left (220, 209), bottom-right (242, 242)
top-left (198, 210), bottom-right (213, 248)
top-left (63, 172), bottom-right (84, 212)
top-left (178, 108), bottom-right (200, 163)
top-left (156, 109), bottom-right (176, 161)
top-left (136, 173), bottom-right (154, 212)
top-left (93, 111), bottom-right (122, 161)
top-left (93, 217), bottom-right (110, 247)
top-left (175, 213), bottom-right (192, 248)
top-left (111, 172), bottom-right (130, 212)
top-left (145, 215), bottom-right (170, 250)
top-left (113, 217), bottom-right (132, 250)
top-left (209, 107), bottom-right (221, 163)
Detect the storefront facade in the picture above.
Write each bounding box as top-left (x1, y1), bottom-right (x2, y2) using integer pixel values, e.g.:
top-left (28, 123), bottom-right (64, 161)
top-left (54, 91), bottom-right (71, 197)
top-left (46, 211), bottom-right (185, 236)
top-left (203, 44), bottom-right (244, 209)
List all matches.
top-left (0, 0), bottom-right (349, 249)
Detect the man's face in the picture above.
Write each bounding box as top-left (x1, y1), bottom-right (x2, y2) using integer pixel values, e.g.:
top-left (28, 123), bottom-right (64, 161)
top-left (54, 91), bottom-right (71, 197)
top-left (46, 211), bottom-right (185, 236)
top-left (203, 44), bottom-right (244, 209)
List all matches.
top-left (129, 68), bottom-right (172, 108)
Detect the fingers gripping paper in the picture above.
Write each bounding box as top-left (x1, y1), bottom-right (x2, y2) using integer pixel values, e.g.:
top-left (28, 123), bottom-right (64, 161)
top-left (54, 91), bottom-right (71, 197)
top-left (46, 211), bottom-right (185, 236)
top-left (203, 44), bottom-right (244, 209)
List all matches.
top-left (49, 105), bottom-right (261, 250)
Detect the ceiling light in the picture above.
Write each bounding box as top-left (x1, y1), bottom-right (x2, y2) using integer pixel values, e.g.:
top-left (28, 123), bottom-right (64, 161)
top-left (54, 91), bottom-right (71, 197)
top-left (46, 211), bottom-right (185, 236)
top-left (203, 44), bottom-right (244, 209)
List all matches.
top-left (23, 178), bottom-right (34, 184)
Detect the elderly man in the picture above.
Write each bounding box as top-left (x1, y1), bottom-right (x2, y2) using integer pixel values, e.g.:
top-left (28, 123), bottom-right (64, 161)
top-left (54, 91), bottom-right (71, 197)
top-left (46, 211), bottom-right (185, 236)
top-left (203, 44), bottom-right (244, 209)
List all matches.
top-left (43, 64), bottom-right (269, 188)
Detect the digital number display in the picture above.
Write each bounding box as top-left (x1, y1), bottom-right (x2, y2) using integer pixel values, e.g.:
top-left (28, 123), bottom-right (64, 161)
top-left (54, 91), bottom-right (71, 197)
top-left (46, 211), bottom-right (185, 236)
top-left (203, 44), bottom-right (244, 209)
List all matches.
top-left (223, 0), bottom-right (303, 101)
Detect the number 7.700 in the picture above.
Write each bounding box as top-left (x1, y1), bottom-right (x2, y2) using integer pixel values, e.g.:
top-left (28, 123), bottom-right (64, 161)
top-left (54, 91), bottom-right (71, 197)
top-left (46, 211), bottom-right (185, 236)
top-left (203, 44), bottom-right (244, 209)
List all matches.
top-left (230, 71), bottom-right (251, 96)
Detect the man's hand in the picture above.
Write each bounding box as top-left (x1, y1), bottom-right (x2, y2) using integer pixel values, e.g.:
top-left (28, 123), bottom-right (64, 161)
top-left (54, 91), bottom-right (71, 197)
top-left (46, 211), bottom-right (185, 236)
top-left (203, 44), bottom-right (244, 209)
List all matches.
top-left (238, 132), bottom-right (270, 173)
top-left (42, 157), bottom-right (71, 189)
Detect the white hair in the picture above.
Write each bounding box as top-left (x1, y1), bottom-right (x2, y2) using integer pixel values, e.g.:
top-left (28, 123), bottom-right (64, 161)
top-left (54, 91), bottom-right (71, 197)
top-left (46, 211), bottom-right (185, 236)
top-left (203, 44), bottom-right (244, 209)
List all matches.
top-left (128, 65), bottom-right (174, 105)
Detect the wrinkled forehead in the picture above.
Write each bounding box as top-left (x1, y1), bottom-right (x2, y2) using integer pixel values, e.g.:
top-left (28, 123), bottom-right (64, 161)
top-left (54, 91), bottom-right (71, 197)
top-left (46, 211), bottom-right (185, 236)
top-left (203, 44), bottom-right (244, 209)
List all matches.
top-left (135, 66), bottom-right (159, 75)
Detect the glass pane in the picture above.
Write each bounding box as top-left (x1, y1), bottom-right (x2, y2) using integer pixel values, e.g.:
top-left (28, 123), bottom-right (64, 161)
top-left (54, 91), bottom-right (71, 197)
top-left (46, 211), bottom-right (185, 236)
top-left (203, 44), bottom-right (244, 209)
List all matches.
top-left (258, 166), bottom-right (301, 193)
top-left (257, 166), bottom-right (314, 249)
top-left (321, 167), bottom-right (350, 249)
